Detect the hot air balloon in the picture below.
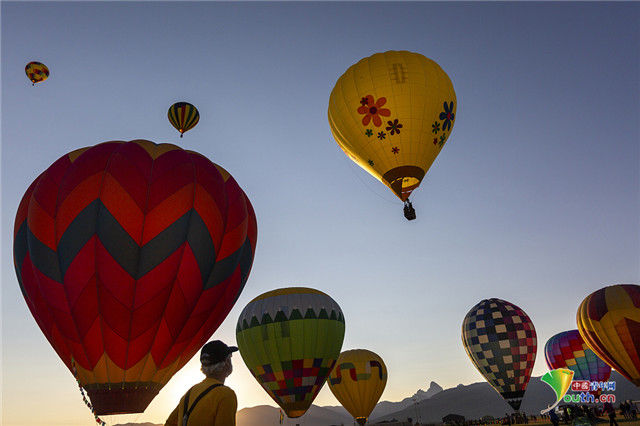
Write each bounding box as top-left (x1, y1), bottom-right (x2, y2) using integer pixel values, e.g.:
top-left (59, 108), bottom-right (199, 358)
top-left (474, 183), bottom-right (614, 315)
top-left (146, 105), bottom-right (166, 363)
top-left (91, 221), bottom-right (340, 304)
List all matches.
top-left (13, 140), bottom-right (257, 415)
top-left (462, 298), bottom-right (537, 411)
top-left (236, 287), bottom-right (345, 418)
top-left (328, 50), bottom-right (457, 220)
top-left (577, 284), bottom-right (640, 387)
top-left (168, 102), bottom-right (199, 137)
top-left (544, 330), bottom-right (611, 389)
top-left (25, 61), bottom-right (49, 85)
top-left (328, 349), bottom-right (387, 425)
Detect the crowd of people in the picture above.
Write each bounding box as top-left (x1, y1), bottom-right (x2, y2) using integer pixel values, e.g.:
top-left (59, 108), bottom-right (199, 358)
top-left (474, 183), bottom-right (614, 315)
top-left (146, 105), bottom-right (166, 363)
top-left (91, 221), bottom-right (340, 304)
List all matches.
top-left (440, 401), bottom-right (640, 425)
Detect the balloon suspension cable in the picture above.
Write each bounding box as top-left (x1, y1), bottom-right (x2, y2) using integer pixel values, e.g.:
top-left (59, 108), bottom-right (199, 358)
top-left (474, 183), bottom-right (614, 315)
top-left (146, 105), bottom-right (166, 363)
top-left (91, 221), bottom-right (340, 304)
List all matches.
top-left (338, 153), bottom-right (397, 205)
top-left (403, 199), bottom-right (416, 221)
top-left (71, 359), bottom-right (107, 426)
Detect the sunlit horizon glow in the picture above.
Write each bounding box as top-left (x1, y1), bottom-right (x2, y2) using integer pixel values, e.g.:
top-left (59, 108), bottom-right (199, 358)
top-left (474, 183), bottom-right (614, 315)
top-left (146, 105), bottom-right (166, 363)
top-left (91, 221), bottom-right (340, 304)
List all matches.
top-left (2, 2), bottom-right (638, 425)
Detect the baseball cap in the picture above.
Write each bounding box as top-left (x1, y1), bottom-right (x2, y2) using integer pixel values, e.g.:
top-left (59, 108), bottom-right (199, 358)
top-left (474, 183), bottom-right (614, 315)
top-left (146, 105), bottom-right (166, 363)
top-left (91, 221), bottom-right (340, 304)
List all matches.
top-left (200, 340), bottom-right (239, 365)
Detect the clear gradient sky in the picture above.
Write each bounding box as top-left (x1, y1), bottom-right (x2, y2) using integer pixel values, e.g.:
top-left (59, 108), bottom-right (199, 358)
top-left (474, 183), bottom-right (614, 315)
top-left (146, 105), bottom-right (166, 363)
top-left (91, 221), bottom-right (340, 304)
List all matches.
top-left (2, 1), bottom-right (639, 425)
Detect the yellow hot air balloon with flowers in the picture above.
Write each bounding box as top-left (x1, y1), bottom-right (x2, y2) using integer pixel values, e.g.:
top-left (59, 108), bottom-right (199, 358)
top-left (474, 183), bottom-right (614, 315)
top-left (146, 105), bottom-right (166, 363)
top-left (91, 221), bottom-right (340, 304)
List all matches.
top-left (328, 50), bottom-right (456, 220)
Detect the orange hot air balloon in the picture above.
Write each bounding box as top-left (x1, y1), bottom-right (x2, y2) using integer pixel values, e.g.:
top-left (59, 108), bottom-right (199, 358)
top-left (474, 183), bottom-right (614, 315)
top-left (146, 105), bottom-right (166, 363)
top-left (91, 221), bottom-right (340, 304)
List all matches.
top-left (13, 140), bottom-right (257, 414)
top-left (577, 284), bottom-right (640, 386)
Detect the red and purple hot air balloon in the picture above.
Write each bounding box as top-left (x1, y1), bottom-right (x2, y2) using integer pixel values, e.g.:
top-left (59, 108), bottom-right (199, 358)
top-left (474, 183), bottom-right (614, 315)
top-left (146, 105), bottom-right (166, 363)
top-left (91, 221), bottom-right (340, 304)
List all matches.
top-left (544, 330), bottom-right (611, 392)
top-left (13, 140), bottom-right (257, 414)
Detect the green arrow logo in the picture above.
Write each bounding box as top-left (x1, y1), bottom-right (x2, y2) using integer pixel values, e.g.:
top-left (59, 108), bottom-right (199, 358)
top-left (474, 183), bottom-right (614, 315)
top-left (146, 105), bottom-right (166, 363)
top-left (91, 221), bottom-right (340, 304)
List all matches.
top-left (540, 368), bottom-right (574, 414)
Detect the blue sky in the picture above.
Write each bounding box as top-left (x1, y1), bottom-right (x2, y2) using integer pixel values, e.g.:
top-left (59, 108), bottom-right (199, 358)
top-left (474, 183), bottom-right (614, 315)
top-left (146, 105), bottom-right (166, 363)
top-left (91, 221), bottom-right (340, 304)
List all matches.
top-left (2, 2), bottom-right (639, 425)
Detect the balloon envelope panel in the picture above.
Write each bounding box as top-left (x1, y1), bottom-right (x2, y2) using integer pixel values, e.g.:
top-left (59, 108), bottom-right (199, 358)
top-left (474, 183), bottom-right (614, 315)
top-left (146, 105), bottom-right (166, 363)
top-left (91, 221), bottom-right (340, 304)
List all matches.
top-left (462, 298), bottom-right (537, 411)
top-left (13, 140), bottom-right (257, 414)
top-left (236, 288), bottom-right (345, 418)
top-left (577, 284), bottom-right (640, 387)
top-left (328, 50), bottom-right (456, 201)
top-left (328, 349), bottom-right (387, 425)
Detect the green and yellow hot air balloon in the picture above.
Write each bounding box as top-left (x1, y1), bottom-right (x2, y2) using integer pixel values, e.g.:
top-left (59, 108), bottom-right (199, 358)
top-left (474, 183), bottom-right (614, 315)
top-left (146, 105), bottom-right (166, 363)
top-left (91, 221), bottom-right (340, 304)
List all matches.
top-left (236, 287), bottom-right (345, 418)
top-left (328, 349), bottom-right (387, 425)
top-left (168, 102), bottom-right (199, 137)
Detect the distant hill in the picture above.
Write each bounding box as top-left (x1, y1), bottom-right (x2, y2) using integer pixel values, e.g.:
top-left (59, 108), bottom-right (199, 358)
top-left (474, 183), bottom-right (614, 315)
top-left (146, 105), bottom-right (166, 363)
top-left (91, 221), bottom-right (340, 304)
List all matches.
top-left (237, 404), bottom-right (352, 426)
top-left (372, 371), bottom-right (640, 424)
top-left (114, 373), bottom-right (640, 426)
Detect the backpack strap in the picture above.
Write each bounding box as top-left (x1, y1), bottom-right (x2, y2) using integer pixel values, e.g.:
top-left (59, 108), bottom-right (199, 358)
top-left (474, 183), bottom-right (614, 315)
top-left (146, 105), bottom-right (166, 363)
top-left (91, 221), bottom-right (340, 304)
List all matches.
top-left (182, 389), bottom-right (191, 426)
top-left (182, 384), bottom-right (223, 426)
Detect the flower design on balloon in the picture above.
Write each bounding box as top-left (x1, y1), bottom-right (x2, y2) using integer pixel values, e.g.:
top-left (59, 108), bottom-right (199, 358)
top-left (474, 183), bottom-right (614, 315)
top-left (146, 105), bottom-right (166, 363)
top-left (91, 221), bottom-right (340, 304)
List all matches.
top-left (386, 119), bottom-right (403, 135)
top-left (439, 101), bottom-right (455, 132)
top-left (358, 95), bottom-right (391, 127)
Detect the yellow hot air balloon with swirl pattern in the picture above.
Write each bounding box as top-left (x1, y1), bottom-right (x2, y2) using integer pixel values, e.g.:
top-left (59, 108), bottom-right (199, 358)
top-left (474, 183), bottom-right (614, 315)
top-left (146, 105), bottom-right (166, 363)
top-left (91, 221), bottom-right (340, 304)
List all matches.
top-left (328, 51), bottom-right (456, 220)
top-left (328, 349), bottom-right (387, 425)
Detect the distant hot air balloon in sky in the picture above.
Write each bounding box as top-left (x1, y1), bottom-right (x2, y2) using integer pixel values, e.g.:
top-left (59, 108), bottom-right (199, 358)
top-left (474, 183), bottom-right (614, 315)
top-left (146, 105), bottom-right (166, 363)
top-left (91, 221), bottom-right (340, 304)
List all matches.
top-left (462, 298), bottom-right (537, 411)
top-left (328, 50), bottom-right (457, 220)
top-left (544, 330), bottom-right (611, 387)
top-left (577, 284), bottom-right (640, 387)
top-left (236, 287), bottom-right (345, 418)
top-left (328, 349), bottom-right (387, 425)
top-left (25, 61), bottom-right (49, 85)
top-left (13, 139), bottom-right (257, 415)
top-left (168, 102), bottom-right (199, 137)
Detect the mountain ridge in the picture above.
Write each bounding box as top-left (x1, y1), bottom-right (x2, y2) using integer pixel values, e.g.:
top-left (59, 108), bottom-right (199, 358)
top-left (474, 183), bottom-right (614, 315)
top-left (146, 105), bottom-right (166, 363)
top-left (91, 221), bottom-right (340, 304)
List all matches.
top-left (115, 372), bottom-right (640, 426)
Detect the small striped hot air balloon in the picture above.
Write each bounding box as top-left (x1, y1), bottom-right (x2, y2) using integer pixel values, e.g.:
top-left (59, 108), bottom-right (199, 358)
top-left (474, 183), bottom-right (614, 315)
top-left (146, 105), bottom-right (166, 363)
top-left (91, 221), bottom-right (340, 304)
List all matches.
top-left (236, 287), bottom-right (345, 418)
top-left (25, 61), bottom-right (49, 85)
top-left (328, 349), bottom-right (388, 425)
top-left (13, 140), bottom-right (257, 414)
top-left (577, 284), bottom-right (640, 387)
top-left (168, 102), bottom-right (199, 137)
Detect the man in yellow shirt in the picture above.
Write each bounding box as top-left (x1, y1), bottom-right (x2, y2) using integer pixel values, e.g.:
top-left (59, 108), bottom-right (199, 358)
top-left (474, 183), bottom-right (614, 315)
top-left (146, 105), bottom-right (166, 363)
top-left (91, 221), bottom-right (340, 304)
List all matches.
top-left (165, 340), bottom-right (239, 426)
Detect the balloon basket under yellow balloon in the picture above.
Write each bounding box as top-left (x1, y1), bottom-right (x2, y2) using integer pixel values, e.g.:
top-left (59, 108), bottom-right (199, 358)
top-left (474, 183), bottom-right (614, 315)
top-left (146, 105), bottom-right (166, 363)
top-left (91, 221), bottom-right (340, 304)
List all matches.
top-left (403, 200), bottom-right (416, 220)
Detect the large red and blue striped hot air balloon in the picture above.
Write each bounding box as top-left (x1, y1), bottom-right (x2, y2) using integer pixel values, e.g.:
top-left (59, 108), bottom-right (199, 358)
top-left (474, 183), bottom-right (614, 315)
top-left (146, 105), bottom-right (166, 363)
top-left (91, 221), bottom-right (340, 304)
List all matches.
top-left (544, 330), bottom-right (611, 391)
top-left (13, 140), bottom-right (257, 415)
top-left (577, 284), bottom-right (640, 387)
